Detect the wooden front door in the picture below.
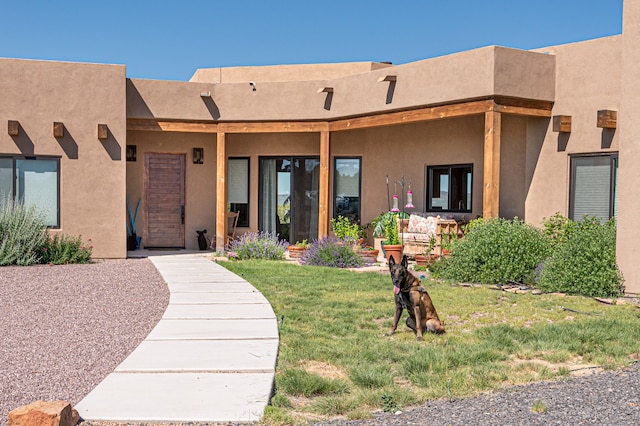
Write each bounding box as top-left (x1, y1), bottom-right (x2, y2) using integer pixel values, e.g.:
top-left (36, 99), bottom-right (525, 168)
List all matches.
top-left (144, 153), bottom-right (185, 248)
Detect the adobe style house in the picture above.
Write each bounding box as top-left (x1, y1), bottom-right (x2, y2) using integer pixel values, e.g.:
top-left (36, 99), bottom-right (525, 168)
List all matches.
top-left (1, 2), bottom-right (639, 293)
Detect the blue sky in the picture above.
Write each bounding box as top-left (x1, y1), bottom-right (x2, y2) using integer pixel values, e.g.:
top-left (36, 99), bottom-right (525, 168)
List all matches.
top-left (0, 1), bottom-right (623, 81)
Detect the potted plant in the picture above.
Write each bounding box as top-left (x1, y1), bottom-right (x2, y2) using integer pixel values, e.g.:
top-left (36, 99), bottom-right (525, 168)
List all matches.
top-left (359, 245), bottom-right (379, 262)
top-left (382, 214), bottom-right (403, 263)
top-left (287, 240), bottom-right (309, 259)
top-left (331, 215), bottom-right (361, 247)
top-left (371, 211), bottom-right (408, 261)
top-left (441, 232), bottom-right (456, 257)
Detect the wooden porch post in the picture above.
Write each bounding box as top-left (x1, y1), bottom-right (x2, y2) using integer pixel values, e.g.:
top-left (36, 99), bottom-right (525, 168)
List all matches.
top-left (483, 111), bottom-right (501, 218)
top-left (318, 127), bottom-right (330, 239)
top-left (216, 132), bottom-right (227, 251)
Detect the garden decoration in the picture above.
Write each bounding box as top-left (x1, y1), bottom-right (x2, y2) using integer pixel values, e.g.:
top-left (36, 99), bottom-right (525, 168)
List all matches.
top-left (126, 196), bottom-right (141, 250)
top-left (383, 175), bottom-right (414, 262)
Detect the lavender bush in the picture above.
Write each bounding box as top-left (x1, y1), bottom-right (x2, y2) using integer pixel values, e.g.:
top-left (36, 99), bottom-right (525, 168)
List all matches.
top-left (227, 231), bottom-right (288, 260)
top-left (300, 236), bottom-right (364, 268)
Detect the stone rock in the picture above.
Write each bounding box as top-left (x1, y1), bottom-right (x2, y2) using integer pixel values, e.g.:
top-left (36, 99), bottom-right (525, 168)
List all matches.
top-left (8, 400), bottom-right (79, 426)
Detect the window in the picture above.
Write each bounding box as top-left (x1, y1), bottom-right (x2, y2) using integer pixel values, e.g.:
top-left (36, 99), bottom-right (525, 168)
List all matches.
top-left (569, 154), bottom-right (618, 222)
top-left (333, 157), bottom-right (361, 223)
top-left (228, 157), bottom-right (249, 227)
top-left (426, 164), bottom-right (472, 212)
top-left (0, 157), bottom-right (60, 227)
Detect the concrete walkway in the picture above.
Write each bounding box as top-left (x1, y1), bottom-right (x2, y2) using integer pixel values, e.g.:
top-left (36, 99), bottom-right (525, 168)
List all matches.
top-left (76, 254), bottom-right (279, 423)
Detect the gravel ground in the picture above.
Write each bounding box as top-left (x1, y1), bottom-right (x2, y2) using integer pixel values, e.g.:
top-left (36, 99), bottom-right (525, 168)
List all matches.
top-left (317, 363), bottom-right (640, 426)
top-left (0, 259), bottom-right (169, 426)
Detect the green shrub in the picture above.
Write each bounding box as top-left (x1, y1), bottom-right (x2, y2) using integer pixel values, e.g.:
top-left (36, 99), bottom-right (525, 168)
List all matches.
top-left (542, 212), bottom-right (577, 247)
top-left (37, 234), bottom-right (93, 265)
top-left (227, 231), bottom-right (288, 260)
top-left (441, 218), bottom-right (551, 284)
top-left (0, 199), bottom-right (47, 266)
top-left (537, 217), bottom-right (624, 297)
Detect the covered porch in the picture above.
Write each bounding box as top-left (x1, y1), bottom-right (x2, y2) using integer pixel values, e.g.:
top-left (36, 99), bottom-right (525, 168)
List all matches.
top-left (127, 96), bottom-right (552, 249)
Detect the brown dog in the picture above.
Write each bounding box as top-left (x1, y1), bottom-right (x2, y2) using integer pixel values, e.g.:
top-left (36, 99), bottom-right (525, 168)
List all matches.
top-left (386, 254), bottom-right (445, 340)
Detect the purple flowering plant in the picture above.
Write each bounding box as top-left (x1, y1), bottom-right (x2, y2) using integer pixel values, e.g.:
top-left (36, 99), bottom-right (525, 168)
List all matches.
top-left (299, 236), bottom-right (364, 268)
top-left (227, 231), bottom-right (288, 260)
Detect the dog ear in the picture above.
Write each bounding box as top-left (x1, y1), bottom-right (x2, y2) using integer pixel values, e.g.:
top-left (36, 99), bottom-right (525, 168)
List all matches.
top-left (389, 255), bottom-right (396, 266)
top-left (401, 254), bottom-right (408, 268)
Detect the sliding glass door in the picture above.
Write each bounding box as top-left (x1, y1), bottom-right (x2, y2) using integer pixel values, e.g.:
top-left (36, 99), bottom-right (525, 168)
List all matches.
top-left (260, 156), bottom-right (319, 243)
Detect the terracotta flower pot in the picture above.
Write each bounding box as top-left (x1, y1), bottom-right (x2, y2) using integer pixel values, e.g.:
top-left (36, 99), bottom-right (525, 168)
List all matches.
top-left (383, 244), bottom-right (403, 264)
top-left (415, 253), bottom-right (438, 266)
top-left (360, 248), bottom-right (379, 262)
top-left (287, 246), bottom-right (307, 259)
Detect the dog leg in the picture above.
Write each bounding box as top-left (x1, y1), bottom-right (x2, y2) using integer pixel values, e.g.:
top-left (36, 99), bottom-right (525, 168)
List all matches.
top-left (405, 316), bottom-right (417, 333)
top-left (413, 306), bottom-right (423, 341)
top-left (386, 299), bottom-right (403, 336)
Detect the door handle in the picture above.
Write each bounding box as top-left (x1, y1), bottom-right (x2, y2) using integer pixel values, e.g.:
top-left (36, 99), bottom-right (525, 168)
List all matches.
top-left (181, 205), bottom-right (185, 224)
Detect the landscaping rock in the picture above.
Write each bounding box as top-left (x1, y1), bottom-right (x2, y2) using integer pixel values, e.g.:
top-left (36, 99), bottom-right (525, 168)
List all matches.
top-left (8, 400), bottom-right (79, 426)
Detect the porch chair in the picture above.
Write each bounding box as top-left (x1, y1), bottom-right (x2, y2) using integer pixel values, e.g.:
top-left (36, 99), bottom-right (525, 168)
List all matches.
top-left (210, 211), bottom-right (240, 249)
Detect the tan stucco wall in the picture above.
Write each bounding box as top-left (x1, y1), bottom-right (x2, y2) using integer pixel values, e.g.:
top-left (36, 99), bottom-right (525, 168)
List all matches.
top-left (126, 131), bottom-right (216, 250)
top-left (331, 117), bottom-right (486, 225)
top-left (128, 46), bottom-right (555, 123)
top-left (0, 58), bottom-right (127, 258)
top-left (525, 36), bottom-right (621, 227)
top-left (190, 62), bottom-right (393, 83)
top-left (618, 0), bottom-right (640, 294)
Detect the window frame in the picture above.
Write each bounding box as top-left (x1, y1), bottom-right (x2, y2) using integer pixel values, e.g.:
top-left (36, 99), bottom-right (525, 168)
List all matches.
top-left (425, 163), bottom-right (473, 213)
top-left (333, 156), bottom-right (362, 223)
top-left (0, 155), bottom-right (60, 228)
top-left (228, 157), bottom-right (250, 228)
top-left (568, 152), bottom-right (618, 221)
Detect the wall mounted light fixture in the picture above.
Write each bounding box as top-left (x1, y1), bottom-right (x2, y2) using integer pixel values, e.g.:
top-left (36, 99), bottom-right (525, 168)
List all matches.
top-left (193, 147), bottom-right (204, 164)
top-left (126, 145), bottom-right (137, 162)
top-left (200, 91), bottom-right (211, 97)
top-left (8, 120), bottom-right (19, 136)
top-left (317, 87), bottom-right (334, 93)
top-left (249, 81), bottom-right (256, 91)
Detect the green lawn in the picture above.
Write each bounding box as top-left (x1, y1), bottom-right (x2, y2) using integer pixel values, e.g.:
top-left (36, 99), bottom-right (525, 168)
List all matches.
top-left (220, 260), bottom-right (640, 425)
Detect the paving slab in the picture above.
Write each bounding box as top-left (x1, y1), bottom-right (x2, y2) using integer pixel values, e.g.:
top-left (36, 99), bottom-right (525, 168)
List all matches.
top-left (163, 303), bottom-right (275, 319)
top-left (147, 318), bottom-right (278, 340)
top-left (166, 281), bottom-right (259, 293)
top-left (170, 291), bottom-right (269, 304)
top-left (76, 372), bottom-right (273, 423)
top-left (115, 339), bottom-right (279, 373)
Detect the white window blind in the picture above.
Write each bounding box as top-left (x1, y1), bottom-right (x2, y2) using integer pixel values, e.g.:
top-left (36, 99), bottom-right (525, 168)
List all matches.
top-left (571, 156), bottom-right (612, 222)
top-left (228, 158), bottom-right (248, 204)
